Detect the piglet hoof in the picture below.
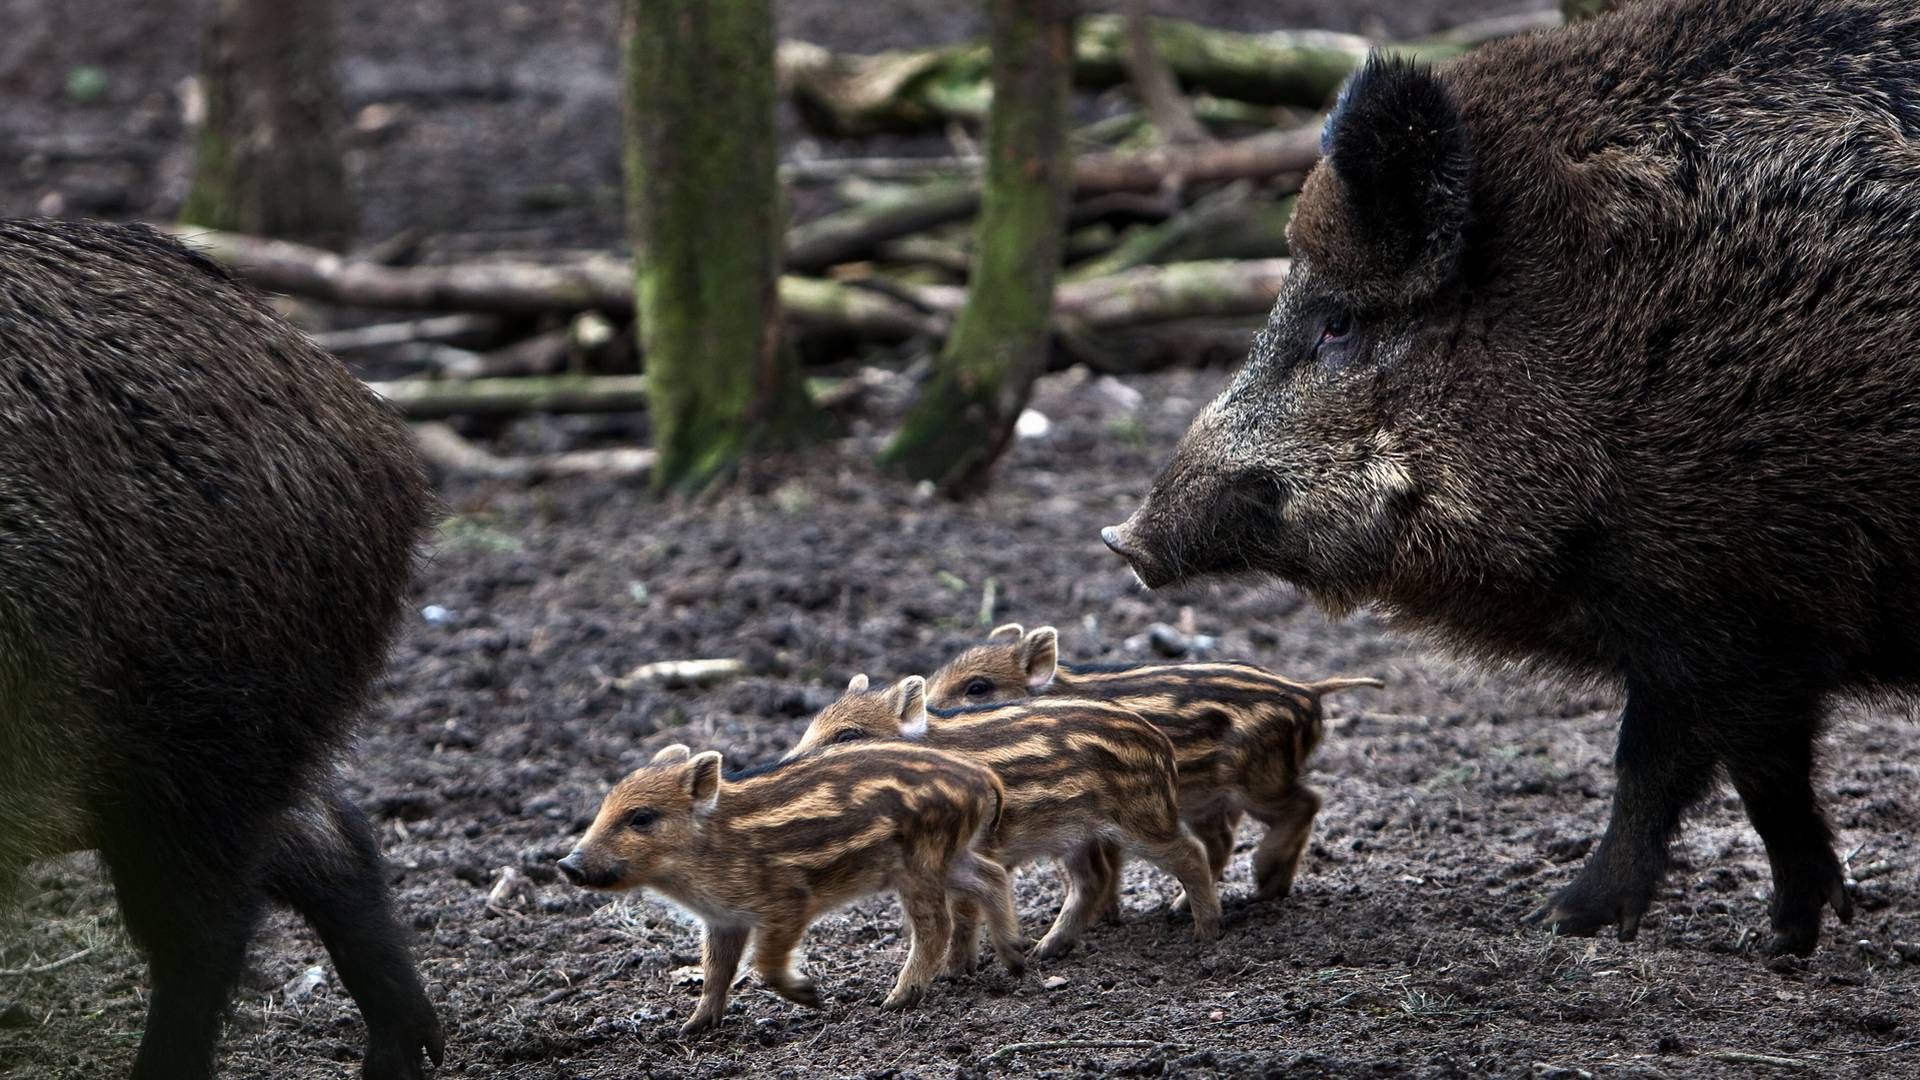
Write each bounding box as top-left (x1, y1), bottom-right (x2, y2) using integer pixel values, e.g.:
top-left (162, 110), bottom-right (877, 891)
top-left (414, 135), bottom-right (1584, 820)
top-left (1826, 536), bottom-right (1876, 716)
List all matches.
top-left (772, 976), bottom-right (821, 1010)
top-left (1027, 933), bottom-right (1078, 962)
top-left (942, 946), bottom-right (980, 978)
top-left (678, 1010), bottom-right (724, 1038)
top-left (1171, 890), bottom-right (1191, 913)
top-left (362, 1005), bottom-right (446, 1080)
top-left (881, 984), bottom-right (926, 1011)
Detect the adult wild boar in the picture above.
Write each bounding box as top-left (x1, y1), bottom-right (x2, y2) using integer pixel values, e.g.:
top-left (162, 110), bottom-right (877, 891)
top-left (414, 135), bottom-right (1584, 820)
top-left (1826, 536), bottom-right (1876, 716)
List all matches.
top-left (0, 220), bottom-right (440, 1078)
top-left (1102, 0), bottom-right (1920, 956)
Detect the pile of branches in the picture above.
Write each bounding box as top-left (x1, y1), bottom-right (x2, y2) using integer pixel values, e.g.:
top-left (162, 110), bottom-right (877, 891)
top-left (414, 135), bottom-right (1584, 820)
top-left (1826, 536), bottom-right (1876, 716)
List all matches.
top-left (166, 9), bottom-right (1556, 425)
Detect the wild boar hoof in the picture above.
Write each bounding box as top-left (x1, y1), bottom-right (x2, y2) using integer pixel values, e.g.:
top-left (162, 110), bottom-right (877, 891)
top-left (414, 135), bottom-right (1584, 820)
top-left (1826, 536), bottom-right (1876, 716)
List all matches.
top-left (1028, 934), bottom-right (1078, 961)
top-left (774, 976), bottom-right (821, 1009)
top-left (362, 1001), bottom-right (446, 1080)
top-left (1763, 869), bottom-right (1853, 957)
top-left (881, 985), bottom-right (925, 1011)
top-left (678, 1011), bottom-right (723, 1037)
top-left (1524, 881), bottom-right (1648, 942)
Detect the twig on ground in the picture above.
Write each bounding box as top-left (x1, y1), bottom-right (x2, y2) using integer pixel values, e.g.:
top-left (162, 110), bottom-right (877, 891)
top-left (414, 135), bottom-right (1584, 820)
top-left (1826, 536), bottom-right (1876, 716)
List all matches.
top-left (0, 946), bottom-right (99, 978)
top-left (985, 1039), bottom-right (1173, 1064)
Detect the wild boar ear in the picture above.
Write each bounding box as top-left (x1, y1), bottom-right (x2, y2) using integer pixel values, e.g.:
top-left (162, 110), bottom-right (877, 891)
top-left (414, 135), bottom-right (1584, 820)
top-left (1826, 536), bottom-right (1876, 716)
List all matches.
top-left (1020, 627), bottom-right (1059, 691)
top-left (989, 623), bottom-right (1024, 642)
top-left (651, 744), bottom-right (691, 765)
top-left (1311, 52), bottom-right (1472, 299)
top-left (846, 673), bottom-right (869, 693)
top-left (684, 750), bottom-right (723, 812)
top-left (892, 675), bottom-right (930, 737)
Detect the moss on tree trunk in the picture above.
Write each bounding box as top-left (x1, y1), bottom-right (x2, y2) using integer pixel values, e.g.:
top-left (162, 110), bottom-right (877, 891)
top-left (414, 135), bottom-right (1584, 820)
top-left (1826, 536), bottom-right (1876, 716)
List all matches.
top-left (881, 0), bottom-right (1077, 495)
top-left (623, 0), bottom-right (809, 493)
top-left (180, 0), bottom-right (354, 247)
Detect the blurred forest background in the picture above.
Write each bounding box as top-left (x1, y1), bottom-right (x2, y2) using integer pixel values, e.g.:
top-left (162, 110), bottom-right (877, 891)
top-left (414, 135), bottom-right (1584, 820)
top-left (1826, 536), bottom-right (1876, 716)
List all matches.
top-left (0, 0), bottom-right (1560, 495)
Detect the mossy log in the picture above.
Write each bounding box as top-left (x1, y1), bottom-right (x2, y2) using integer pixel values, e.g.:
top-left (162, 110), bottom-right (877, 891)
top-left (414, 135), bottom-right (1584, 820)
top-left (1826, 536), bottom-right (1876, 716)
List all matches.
top-left (779, 14), bottom-right (1471, 137)
top-left (162, 225), bottom-right (945, 342)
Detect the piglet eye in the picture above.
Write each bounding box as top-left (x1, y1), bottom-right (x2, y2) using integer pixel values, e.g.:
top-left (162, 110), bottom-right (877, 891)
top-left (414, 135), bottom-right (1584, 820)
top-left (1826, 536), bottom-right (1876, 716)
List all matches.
top-left (965, 678), bottom-right (993, 698)
top-left (624, 808), bottom-right (658, 832)
top-left (830, 729), bottom-right (866, 745)
top-left (1318, 309), bottom-right (1353, 347)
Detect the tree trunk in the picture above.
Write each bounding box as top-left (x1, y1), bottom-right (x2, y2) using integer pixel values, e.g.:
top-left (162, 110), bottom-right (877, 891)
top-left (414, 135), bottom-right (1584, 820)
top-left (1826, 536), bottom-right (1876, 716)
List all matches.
top-left (881, 0), bottom-right (1077, 495)
top-left (180, 0), bottom-right (354, 247)
top-left (622, 0), bottom-right (809, 493)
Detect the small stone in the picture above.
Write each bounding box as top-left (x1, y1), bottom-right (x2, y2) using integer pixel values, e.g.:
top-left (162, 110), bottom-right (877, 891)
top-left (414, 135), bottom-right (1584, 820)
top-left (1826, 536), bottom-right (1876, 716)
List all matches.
top-left (0, 1002), bottom-right (35, 1028)
top-left (281, 966), bottom-right (327, 1006)
top-left (1042, 975), bottom-right (1069, 990)
top-left (421, 604), bottom-right (453, 624)
top-left (1146, 623), bottom-right (1191, 657)
top-left (1015, 409), bottom-right (1051, 440)
top-left (670, 965), bottom-right (705, 987)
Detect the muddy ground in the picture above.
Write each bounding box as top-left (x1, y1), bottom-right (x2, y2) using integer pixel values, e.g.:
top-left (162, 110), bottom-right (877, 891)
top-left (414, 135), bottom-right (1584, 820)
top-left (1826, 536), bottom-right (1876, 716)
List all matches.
top-left (3, 366), bottom-right (1919, 1080)
top-left (6, 0), bottom-right (1920, 1077)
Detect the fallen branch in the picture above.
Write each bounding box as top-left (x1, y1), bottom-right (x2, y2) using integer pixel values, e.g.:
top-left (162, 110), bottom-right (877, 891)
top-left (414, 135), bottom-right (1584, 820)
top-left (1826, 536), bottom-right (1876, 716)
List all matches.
top-left (165, 225), bottom-right (945, 340)
top-left (613, 658), bottom-right (748, 691)
top-left (413, 422), bottom-right (655, 481)
top-left (780, 14), bottom-right (1497, 137)
top-left (985, 1039), bottom-right (1174, 1065)
top-left (373, 375), bottom-right (650, 419)
top-left (311, 313), bottom-right (501, 354)
top-left (0, 946), bottom-right (98, 978)
top-left (1066, 183), bottom-right (1290, 280)
top-left (786, 126), bottom-right (1318, 272)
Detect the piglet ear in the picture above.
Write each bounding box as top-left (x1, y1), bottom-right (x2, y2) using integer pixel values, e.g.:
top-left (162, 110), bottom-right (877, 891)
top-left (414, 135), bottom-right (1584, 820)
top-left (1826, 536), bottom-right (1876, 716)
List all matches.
top-left (846, 673), bottom-right (870, 693)
top-left (1020, 627), bottom-right (1059, 691)
top-left (1308, 52), bottom-right (1473, 300)
top-left (651, 744), bottom-right (691, 765)
top-left (684, 750), bottom-right (723, 813)
top-left (891, 675), bottom-right (930, 738)
top-left (989, 623), bottom-right (1024, 641)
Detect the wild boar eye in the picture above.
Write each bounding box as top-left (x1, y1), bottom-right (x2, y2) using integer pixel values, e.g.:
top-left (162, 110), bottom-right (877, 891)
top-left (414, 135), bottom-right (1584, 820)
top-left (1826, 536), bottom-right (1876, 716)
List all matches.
top-left (830, 728), bottom-right (866, 745)
top-left (1318, 309), bottom-right (1353, 348)
top-left (623, 808), bottom-right (658, 832)
top-left (964, 678), bottom-right (993, 698)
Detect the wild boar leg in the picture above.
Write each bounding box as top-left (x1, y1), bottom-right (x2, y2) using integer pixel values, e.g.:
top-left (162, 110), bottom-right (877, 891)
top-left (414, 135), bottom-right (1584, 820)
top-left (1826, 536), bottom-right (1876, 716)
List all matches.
top-left (1030, 845), bottom-right (1106, 960)
top-left (682, 925), bottom-right (748, 1035)
top-left (1529, 683), bottom-right (1717, 940)
top-left (884, 878), bottom-right (954, 1010)
top-left (1131, 826), bottom-right (1222, 942)
top-left (1249, 786), bottom-right (1322, 902)
top-left (1088, 840), bottom-right (1127, 924)
top-left (948, 852), bottom-right (1027, 975)
top-left (1722, 713), bottom-right (1851, 957)
top-left (750, 910), bottom-right (822, 1009)
top-left (944, 896), bottom-right (983, 975)
top-left (101, 803), bottom-right (265, 1080)
top-left (1172, 810), bottom-right (1239, 911)
top-left (266, 787), bottom-right (443, 1079)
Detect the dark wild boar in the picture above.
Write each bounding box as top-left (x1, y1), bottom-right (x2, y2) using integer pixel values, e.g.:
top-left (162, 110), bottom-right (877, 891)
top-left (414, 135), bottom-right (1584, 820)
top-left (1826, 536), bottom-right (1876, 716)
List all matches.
top-left (557, 742), bottom-right (1025, 1032)
top-left (927, 624), bottom-right (1381, 907)
top-left (0, 220), bottom-right (439, 1077)
top-left (1103, 0), bottom-right (1920, 957)
top-left (790, 674), bottom-right (1222, 961)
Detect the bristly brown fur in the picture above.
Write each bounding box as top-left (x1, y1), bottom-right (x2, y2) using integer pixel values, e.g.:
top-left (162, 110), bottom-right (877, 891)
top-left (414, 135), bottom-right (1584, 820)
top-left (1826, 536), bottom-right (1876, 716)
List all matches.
top-left (791, 675), bottom-right (1222, 963)
top-left (1110, 0), bottom-right (1920, 956)
top-left (562, 741), bottom-right (1025, 1033)
top-left (927, 626), bottom-right (1382, 908)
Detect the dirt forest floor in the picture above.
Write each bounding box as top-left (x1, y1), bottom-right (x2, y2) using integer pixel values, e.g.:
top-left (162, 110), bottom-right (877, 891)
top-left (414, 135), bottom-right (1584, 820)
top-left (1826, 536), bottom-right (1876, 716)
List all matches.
top-left (3, 369), bottom-right (1919, 1080)
top-left (6, 0), bottom-right (1920, 1077)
